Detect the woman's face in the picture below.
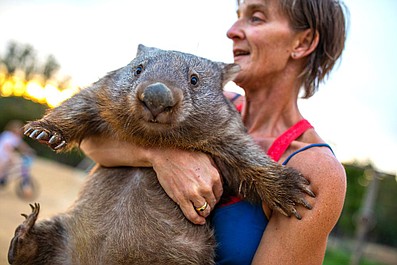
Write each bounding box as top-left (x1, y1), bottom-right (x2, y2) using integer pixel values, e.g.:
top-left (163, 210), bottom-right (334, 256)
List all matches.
top-left (227, 0), bottom-right (298, 89)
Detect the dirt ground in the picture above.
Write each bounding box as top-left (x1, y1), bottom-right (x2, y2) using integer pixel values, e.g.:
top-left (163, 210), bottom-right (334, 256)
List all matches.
top-left (0, 158), bottom-right (86, 265)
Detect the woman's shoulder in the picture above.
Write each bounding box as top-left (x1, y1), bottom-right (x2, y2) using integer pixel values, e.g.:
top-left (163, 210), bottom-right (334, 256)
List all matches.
top-left (286, 132), bottom-right (347, 221)
top-left (289, 144), bottom-right (346, 185)
top-left (288, 129), bottom-right (346, 190)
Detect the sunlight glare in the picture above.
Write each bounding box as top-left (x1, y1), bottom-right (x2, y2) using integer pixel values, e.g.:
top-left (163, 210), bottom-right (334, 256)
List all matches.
top-left (0, 70), bottom-right (78, 108)
top-left (26, 80), bottom-right (46, 104)
top-left (12, 77), bottom-right (26, 97)
top-left (44, 83), bottom-right (61, 108)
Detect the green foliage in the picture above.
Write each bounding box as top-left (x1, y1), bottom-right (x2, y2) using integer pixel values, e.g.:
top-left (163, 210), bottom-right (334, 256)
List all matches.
top-left (370, 175), bottom-right (397, 246)
top-left (0, 40), bottom-right (60, 81)
top-left (42, 54), bottom-right (60, 80)
top-left (0, 96), bottom-right (47, 127)
top-left (324, 248), bottom-right (386, 265)
top-left (0, 96), bottom-right (84, 166)
top-left (334, 164), bottom-right (368, 238)
top-left (333, 163), bottom-right (397, 247)
top-left (1, 41), bottom-right (36, 77)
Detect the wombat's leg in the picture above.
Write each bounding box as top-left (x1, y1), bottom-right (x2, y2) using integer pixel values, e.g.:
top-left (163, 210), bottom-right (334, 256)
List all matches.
top-left (257, 165), bottom-right (314, 220)
top-left (8, 203), bottom-right (40, 264)
top-left (241, 160), bottom-right (315, 220)
top-left (214, 143), bottom-right (315, 220)
top-left (24, 90), bottom-right (100, 151)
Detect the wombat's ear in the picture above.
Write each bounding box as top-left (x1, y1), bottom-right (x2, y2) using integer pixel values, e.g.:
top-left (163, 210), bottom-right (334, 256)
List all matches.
top-left (136, 44), bottom-right (148, 56)
top-left (136, 44), bottom-right (162, 58)
top-left (220, 63), bottom-right (240, 87)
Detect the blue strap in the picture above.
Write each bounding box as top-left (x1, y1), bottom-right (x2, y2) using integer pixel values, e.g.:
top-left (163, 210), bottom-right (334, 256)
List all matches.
top-left (282, 143), bottom-right (334, 166)
top-left (230, 93), bottom-right (241, 103)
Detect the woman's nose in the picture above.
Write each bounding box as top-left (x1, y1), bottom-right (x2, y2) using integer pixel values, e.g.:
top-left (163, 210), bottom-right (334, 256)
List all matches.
top-left (226, 20), bottom-right (244, 40)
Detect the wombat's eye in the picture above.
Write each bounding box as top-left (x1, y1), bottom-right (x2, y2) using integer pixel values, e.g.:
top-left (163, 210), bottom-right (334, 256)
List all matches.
top-left (190, 74), bottom-right (199, 86)
top-left (134, 65), bottom-right (144, 76)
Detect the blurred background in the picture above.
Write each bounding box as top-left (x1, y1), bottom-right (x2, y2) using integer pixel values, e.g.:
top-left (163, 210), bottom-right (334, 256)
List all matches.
top-left (0, 0), bottom-right (396, 264)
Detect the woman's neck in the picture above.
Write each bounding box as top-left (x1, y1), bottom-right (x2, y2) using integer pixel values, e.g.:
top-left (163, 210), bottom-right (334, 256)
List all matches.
top-left (241, 81), bottom-right (303, 138)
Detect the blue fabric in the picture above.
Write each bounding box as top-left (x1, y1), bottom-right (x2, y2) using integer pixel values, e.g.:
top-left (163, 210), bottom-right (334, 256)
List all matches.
top-left (282, 143), bottom-right (334, 165)
top-left (230, 93), bottom-right (242, 103)
top-left (211, 201), bottom-right (268, 265)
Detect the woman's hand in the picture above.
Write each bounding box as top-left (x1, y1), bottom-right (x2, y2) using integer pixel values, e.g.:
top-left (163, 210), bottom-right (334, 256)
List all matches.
top-left (149, 148), bottom-right (223, 224)
top-left (81, 137), bottom-right (223, 225)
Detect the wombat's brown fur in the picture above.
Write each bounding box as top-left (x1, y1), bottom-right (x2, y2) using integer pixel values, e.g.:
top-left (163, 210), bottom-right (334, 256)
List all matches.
top-left (9, 45), bottom-right (314, 265)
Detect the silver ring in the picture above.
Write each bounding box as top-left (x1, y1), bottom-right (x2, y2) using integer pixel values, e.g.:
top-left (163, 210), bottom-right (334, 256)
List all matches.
top-left (195, 201), bottom-right (208, 212)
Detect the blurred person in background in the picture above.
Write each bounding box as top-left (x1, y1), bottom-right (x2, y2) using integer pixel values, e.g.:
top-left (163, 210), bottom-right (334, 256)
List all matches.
top-left (0, 120), bottom-right (35, 196)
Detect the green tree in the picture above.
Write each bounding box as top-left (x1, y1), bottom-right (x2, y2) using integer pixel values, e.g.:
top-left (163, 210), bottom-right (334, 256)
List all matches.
top-left (42, 54), bottom-right (60, 80)
top-left (0, 40), bottom-right (60, 82)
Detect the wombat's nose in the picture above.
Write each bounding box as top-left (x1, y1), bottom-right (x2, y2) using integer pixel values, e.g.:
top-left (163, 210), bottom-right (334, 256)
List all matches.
top-left (140, 82), bottom-right (175, 117)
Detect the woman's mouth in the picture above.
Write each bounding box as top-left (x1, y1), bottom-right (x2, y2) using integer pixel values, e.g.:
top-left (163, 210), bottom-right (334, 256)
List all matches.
top-left (233, 49), bottom-right (250, 57)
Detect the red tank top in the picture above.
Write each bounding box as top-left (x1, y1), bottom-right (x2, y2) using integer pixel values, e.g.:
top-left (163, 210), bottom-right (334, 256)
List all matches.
top-left (226, 99), bottom-right (313, 206)
top-left (267, 119), bottom-right (313, 161)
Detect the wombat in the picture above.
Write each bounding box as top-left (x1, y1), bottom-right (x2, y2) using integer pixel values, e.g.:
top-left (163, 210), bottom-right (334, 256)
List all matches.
top-left (9, 45), bottom-right (314, 265)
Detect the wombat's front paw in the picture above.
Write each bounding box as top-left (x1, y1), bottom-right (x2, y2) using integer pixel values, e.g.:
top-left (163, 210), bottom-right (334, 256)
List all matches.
top-left (24, 122), bottom-right (66, 150)
top-left (264, 167), bottom-right (315, 220)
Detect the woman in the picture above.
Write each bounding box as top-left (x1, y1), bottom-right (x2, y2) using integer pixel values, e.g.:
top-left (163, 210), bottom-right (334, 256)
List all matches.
top-left (82, 0), bottom-right (348, 263)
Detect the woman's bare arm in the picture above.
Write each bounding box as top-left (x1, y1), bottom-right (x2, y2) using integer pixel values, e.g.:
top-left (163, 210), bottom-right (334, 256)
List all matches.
top-left (252, 148), bottom-right (346, 264)
top-left (80, 136), bottom-right (223, 225)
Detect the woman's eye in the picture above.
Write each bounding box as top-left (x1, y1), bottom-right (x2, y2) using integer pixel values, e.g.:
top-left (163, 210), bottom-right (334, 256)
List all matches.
top-left (190, 74), bottom-right (199, 86)
top-left (134, 65), bottom-right (143, 76)
top-left (250, 16), bottom-right (261, 22)
top-left (249, 12), bottom-right (265, 23)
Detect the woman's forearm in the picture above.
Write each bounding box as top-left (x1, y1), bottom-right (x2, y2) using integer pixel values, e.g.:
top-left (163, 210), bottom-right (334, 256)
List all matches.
top-left (81, 136), bottom-right (152, 168)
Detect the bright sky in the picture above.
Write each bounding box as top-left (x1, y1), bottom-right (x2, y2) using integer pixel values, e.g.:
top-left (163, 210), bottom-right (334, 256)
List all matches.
top-left (0, 0), bottom-right (396, 175)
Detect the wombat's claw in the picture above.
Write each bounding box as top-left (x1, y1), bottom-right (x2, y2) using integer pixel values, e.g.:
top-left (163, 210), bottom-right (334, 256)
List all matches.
top-left (54, 141), bottom-right (66, 150)
top-left (48, 135), bottom-right (66, 149)
top-left (47, 134), bottom-right (65, 150)
top-left (28, 129), bottom-right (41, 138)
top-left (280, 194), bottom-right (313, 220)
top-left (36, 131), bottom-right (49, 140)
top-left (21, 203), bottom-right (40, 229)
top-left (48, 135), bottom-right (58, 144)
top-left (24, 126), bottom-right (66, 150)
top-left (272, 200), bottom-right (308, 220)
top-left (273, 204), bottom-right (290, 218)
top-left (24, 127), bottom-right (33, 135)
top-left (274, 203), bottom-right (302, 220)
top-left (299, 198), bottom-right (313, 210)
top-left (291, 208), bottom-right (302, 220)
top-left (24, 128), bottom-right (50, 141)
top-left (304, 187), bottom-right (315, 198)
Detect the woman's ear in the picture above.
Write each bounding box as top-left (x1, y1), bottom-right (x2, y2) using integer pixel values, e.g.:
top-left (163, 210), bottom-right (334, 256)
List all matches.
top-left (291, 29), bottom-right (319, 59)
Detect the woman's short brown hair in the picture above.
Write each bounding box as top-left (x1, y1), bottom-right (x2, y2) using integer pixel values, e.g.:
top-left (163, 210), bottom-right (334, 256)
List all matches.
top-left (280, 0), bottom-right (349, 98)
